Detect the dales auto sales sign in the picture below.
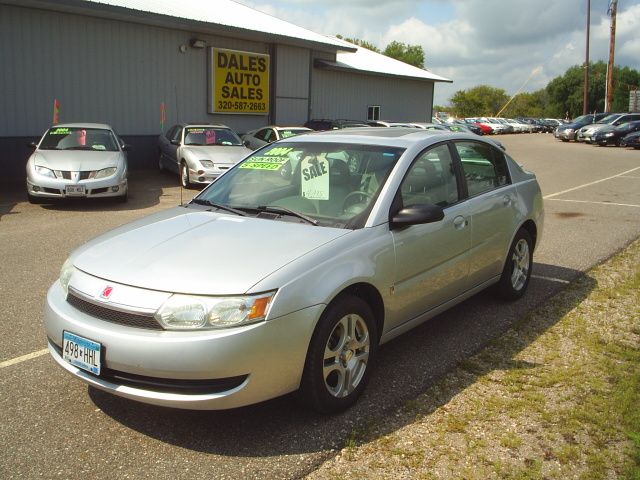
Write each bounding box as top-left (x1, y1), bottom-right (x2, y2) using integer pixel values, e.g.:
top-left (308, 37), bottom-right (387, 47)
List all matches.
top-left (209, 48), bottom-right (269, 115)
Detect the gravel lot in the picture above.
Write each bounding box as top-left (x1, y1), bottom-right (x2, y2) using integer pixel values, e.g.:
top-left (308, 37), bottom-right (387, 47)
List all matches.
top-left (1, 134), bottom-right (639, 479)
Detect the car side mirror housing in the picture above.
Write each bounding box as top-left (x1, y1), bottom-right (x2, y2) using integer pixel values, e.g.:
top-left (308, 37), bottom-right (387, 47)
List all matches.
top-left (243, 140), bottom-right (250, 147)
top-left (28, 141), bottom-right (38, 148)
top-left (122, 144), bottom-right (133, 152)
top-left (391, 204), bottom-right (445, 229)
top-left (170, 139), bottom-right (180, 146)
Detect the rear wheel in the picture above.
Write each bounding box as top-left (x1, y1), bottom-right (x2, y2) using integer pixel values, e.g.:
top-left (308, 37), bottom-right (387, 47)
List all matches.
top-left (494, 228), bottom-right (533, 300)
top-left (299, 295), bottom-right (377, 413)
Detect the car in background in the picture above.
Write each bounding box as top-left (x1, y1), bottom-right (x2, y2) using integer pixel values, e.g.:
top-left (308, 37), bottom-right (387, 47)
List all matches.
top-left (409, 122), bottom-right (449, 131)
top-left (555, 113), bottom-right (609, 141)
top-left (303, 119), bottom-right (371, 130)
top-left (592, 120), bottom-right (640, 146)
top-left (620, 130), bottom-right (640, 149)
top-left (26, 123), bottom-right (129, 203)
top-left (463, 118), bottom-right (494, 135)
top-left (242, 126), bottom-right (312, 150)
top-left (158, 124), bottom-right (251, 188)
top-left (366, 121), bottom-right (420, 128)
top-left (478, 118), bottom-right (512, 134)
top-left (44, 128), bottom-right (543, 414)
top-left (576, 113), bottom-right (640, 143)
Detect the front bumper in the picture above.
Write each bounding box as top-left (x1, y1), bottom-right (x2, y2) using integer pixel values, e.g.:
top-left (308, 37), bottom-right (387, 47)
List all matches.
top-left (556, 130), bottom-right (575, 141)
top-left (187, 164), bottom-right (233, 185)
top-left (27, 175), bottom-right (127, 199)
top-left (44, 281), bottom-right (322, 410)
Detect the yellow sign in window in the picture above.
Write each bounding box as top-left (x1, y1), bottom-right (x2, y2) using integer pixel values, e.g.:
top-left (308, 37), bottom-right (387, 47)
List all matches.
top-left (209, 48), bottom-right (270, 115)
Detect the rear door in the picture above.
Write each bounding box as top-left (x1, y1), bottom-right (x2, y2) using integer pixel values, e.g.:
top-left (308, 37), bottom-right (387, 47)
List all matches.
top-left (452, 141), bottom-right (520, 288)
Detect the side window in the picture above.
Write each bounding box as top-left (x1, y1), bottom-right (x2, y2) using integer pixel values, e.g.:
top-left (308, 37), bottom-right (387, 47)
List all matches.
top-left (367, 105), bottom-right (380, 121)
top-left (455, 141), bottom-right (510, 197)
top-left (400, 144), bottom-right (459, 208)
top-left (165, 126), bottom-right (177, 141)
top-left (170, 127), bottom-right (183, 144)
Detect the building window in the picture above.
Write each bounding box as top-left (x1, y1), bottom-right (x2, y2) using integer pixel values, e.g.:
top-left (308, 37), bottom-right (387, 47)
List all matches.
top-left (367, 105), bottom-right (380, 121)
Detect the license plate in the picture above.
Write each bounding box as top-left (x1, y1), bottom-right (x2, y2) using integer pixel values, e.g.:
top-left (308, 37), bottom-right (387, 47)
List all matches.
top-left (65, 185), bottom-right (85, 196)
top-left (62, 331), bottom-right (101, 375)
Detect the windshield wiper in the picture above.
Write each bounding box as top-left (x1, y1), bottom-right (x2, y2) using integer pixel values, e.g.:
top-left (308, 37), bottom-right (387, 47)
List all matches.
top-left (190, 198), bottom-right (247, 216)
top-left (256, 205), bottom-right (318, 226)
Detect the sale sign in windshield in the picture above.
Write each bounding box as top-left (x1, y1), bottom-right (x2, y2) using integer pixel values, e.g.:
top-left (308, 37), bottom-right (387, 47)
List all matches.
top-left (209, 48), bottom-right (270, 115)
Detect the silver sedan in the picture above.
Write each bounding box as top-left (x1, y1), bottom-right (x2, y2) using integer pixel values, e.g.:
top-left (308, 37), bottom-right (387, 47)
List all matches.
top-left (241, 125), bottom-right (312, 150)
top-left (26, 123), bottom-right (129, 203)
top-left (44, 129), bottom-right (544, 413)
top-left (158, 124), bottom-right (251, 188)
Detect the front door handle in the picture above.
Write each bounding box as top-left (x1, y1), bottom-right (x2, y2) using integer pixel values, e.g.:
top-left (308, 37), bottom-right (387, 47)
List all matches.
top-left (453, 216), bottom-right (467, 230)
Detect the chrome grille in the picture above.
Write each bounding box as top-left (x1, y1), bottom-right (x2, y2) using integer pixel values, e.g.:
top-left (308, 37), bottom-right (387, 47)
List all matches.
top-left (67, 292), bottom-right (163, 330)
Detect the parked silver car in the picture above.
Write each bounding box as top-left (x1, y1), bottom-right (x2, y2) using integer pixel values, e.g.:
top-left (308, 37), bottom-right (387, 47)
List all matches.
top-left (26, 123), bottom-right (129, 203)
top-left (241, 125), bottom-right (312, 150)
top-left (158, 124), bottom-right (251, 188)
top-left (45, 129), bottom-right (543, 413)
top-left (576, 113), bottom-right (640, 143)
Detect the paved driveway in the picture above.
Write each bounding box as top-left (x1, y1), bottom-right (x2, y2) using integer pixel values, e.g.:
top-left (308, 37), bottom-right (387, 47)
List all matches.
top-left (1, 135), bottom-right (639, 479)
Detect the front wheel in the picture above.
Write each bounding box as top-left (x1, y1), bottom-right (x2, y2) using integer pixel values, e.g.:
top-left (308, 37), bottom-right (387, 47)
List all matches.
top-left (494, 228), bottom-right (533, 300)
top-left (299, 295), bottom-right (377, 413)
top-left (180, 162), bottom-right (191, 189)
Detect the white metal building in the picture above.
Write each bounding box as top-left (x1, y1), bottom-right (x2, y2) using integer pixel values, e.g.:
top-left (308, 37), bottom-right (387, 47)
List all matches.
top-left (0, 0), bottom-right (451, 178)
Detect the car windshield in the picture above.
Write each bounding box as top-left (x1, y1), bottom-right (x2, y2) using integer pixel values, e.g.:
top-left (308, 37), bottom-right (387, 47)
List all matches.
top-left (596, 114), bottom-right (620, 124)
top-left (39, 127), bottom-right (119, 151)
top-left (278, 129), bottom-right (309, 139)
top-left (196, 141), bottom-right (405, 228)
top-left (184, 127), bottom-right (242, 146)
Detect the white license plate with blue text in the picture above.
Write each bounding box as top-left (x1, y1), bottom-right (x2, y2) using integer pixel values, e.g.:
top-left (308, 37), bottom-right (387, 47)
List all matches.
top-left (62, 331), bottom-right (101, 375)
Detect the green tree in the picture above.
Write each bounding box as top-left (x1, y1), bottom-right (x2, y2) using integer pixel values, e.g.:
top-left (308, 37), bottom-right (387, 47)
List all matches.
top-left (450, 85), bottom-right (509, 117)
top-left (382, 41), bottom-right (425, 68)
top-left (335, 35), bottom-right (380, 53)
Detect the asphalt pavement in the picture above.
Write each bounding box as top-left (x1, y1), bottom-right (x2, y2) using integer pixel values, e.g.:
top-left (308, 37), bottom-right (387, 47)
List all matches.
top-left (1, 134), bottom-right (639, 479)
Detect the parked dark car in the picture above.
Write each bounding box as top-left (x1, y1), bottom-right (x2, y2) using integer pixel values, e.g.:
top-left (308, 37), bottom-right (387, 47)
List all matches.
top-left (555, 113), bottom-right (609, 141)
top-left (592, 120), bottom-right (640, 146)
top-left (619, 130), bottom-right (640, 149)
top-left (304, 119), bottom-right (370, 131)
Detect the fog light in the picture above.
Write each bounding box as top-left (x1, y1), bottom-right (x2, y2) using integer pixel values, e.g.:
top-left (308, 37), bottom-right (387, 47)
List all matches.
top-left (197, 170), bottom-right (205, 175)
top-left (33, 186), bottom-right (41, 192)
top-left (111, 186), bottom-right (120, 192)
top-left (198, 176), bottom-right (205, 182)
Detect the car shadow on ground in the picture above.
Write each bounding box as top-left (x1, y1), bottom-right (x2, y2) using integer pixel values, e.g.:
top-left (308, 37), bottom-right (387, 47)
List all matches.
top-left (88, 262), bottom-right (595, 460)
top-left (0, 170), bottom-right (197, 215)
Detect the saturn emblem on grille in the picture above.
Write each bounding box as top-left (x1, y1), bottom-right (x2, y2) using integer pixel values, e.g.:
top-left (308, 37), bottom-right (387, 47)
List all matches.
top-left (100, 286), bottom-right (113, 300)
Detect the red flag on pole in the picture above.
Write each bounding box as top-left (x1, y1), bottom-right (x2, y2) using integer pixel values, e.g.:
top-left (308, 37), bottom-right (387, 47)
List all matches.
top-left (53, 99), bottom-right (61, 124)
top-left (160, 102), bottom-right (166, 131)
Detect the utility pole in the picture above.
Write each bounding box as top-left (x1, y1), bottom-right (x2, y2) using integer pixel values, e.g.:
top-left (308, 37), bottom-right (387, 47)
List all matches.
top-left (583, 0), bottom-right (591, 115)
top-left (605, 0), bottom-right (618, 112)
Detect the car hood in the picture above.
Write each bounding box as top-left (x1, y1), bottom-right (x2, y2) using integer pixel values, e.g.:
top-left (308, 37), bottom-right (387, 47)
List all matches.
top-left (181, 145), bottom-right (251, 164)
top-left (72, 207), bottom-right (350, 295)
top-left (33, 150), bottom-right (123, 171)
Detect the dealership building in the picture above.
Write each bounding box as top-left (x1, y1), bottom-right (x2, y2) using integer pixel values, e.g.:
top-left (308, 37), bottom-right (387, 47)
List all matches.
top-left (0, 0), bottom-right (451, 179)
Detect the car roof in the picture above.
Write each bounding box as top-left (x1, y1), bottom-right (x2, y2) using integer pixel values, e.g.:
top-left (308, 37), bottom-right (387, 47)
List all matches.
top-left (50, 123), bottom-right (113, 129)
top-left (180, 123), bottom-right (232, 129)
top-left (286, 127), bottom-right (487, 148)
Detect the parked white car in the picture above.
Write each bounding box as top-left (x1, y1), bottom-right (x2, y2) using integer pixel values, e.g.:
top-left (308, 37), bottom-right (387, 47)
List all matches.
top-left (26, 123), bottom-right (129, 203)
top-left (241, 126), bottom-right (311, 150)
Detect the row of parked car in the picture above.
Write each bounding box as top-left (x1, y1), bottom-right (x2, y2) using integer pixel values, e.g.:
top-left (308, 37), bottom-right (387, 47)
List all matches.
top-left (554, 112), bottom-right (640, 148)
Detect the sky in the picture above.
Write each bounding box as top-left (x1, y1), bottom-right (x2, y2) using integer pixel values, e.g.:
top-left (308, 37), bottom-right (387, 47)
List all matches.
top-left (238, 0), bottom-right (640, 106)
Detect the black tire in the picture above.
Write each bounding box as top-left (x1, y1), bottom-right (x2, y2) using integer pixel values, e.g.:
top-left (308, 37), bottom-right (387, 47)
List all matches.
top-left (299, 295), bottom-right (377, 413)
top-left (180, 162), bottom-right (191, 189)
top-left (494, 228), bottom-right (533, 301)
top-left (158, 151), bottom-right (165, 172)
top-left (27, 193), bottom-right (44, 204)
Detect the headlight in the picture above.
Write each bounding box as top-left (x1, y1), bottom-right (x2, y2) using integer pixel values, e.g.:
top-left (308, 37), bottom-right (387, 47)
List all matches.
top-left (59, 258), bottom-right (76, 296)
top-left (35, 166), bottom-right (56, 178)
top-left (155, 291), bottom-right (276, 330)
top-left (564, 128), bottom-right (574, 134)
top-left (200, 160), bottom-right (214, 168)
top-left (604, 132), bottom-right (614, 137)
top-left (94, 167), bottom-right (117, 179)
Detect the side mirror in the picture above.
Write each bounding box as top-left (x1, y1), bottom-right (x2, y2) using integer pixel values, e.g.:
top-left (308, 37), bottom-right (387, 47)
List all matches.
top-left (243, 140), bottom-right (250, 147)
top-left (170, 139), bottom-right (180, 146)
top-left (391, 204), bottom-right (444, 229)
top-left (122, 144), bottom-right (133, 152)
top-left (28, 141), bottom-right (38, 148)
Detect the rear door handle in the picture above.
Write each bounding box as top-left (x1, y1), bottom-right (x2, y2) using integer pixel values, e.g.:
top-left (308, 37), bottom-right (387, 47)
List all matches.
top-left (503, 195), bottom-right (512, 206)
top-left (453, 216), bottom-right (467, 230)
